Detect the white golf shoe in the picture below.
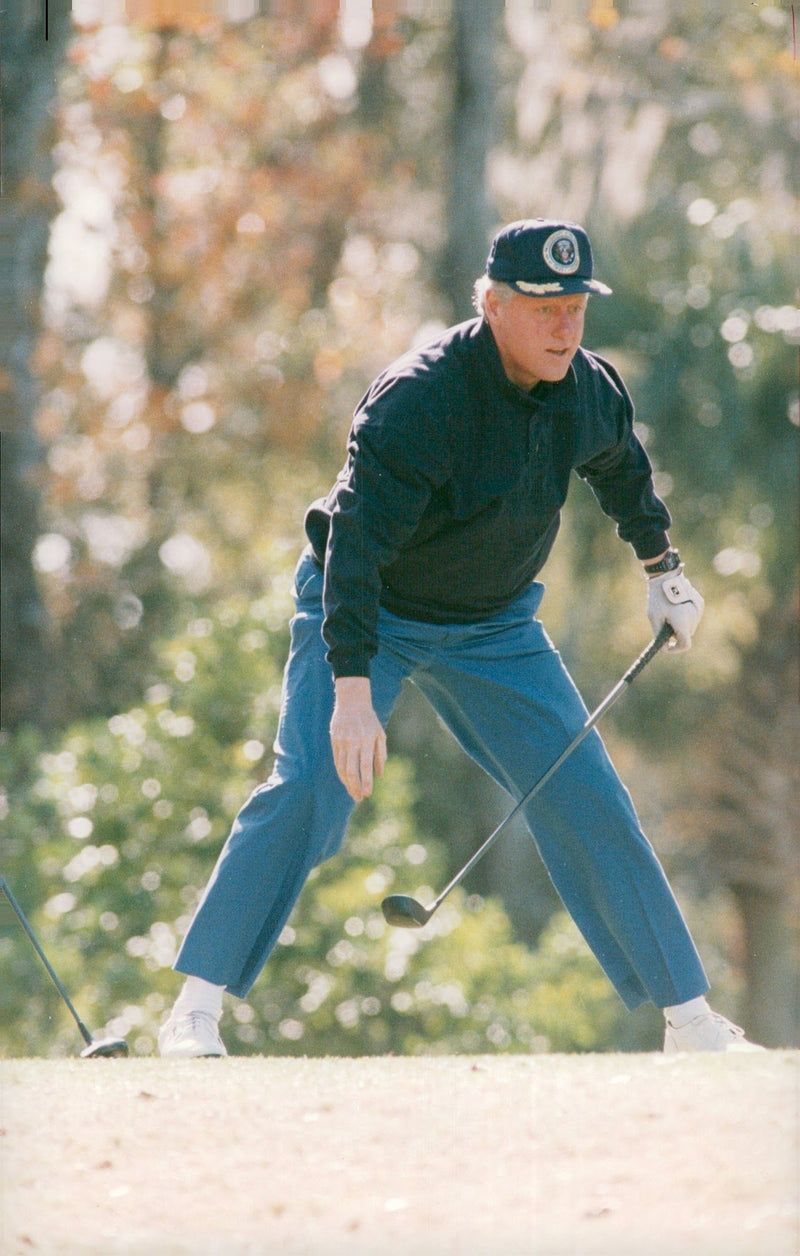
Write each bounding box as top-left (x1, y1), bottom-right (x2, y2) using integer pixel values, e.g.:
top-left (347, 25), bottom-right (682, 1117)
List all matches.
top-left (158, 1009), bottom-right (227, 1058)
top-left (664, 1011), bottom-right (763, 1054)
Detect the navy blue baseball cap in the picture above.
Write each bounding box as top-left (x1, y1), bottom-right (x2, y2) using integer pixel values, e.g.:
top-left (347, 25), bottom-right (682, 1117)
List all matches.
top-left (486, 219), bottom-right (612, 296)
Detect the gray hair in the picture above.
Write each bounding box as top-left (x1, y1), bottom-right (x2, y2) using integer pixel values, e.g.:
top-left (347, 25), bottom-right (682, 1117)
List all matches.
top-left (472, 275), bottom-right (515, 315)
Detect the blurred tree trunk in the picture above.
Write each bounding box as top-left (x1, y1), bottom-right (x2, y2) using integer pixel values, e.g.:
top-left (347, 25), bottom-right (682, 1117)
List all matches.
top-left (439, 0), bottom-right (502, 318)
top-left (404, 0), bottom-right (561, 940)
top-left (0, 0), bottom-right (72, 728)
top-left (354, 1), bottom-right (551, 932)
top-left (683, 596), bottom-right (799, 1047)
top-left (439, 0), bottom-right (561, 933)
top-left (732, 883), bottom-right (797, 1049)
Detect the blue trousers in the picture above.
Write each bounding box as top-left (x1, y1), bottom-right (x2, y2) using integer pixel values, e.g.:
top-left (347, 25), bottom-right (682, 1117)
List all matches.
top-left (175, 549), bottom-right (709, 1010)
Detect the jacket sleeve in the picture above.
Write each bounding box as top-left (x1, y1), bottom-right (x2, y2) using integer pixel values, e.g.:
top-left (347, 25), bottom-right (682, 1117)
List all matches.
top-left (575, 360), bottom-right (671, 560)
top-left (322, 379), bottom-right (451, 678)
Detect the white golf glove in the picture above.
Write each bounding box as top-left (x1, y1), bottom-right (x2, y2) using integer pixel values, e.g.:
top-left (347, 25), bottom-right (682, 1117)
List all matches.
top-left (646, 567), bottom-right (705, 652)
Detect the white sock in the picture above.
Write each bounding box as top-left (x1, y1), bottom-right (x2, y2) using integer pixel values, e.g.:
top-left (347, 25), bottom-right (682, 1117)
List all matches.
top-left (173, 975), bottom-right (225, 1019)
top-left (663, 995), bottom-right (711, 1028)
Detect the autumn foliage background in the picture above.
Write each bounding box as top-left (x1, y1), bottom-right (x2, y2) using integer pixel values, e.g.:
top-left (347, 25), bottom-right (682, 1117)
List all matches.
top-left (1, 0), bottom-right (798, 1057)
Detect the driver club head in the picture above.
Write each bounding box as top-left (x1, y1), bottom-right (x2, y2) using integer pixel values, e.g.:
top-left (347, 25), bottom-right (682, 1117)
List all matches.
top-left (381, 894), bottom-right (433, 928)
top-left (80, 1036), bottom-right (130, 1059)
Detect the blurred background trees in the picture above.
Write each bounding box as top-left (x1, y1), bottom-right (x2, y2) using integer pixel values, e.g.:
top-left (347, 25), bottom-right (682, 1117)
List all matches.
top-left (1, 0), bottom-right (73, 728)
top-left (2, 0), bottom-right (797, 1056)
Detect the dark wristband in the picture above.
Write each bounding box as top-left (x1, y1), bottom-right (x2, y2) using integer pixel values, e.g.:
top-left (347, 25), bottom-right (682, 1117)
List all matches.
top-left (644, 548), bottom-right (681, 576)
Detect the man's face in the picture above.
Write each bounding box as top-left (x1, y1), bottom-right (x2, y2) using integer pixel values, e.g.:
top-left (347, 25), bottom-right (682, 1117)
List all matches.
top-left (484, 290), bottom-right (588, 390)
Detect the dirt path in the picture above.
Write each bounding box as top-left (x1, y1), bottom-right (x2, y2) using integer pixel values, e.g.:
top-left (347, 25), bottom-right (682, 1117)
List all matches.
top-left (1, 1052), bottom-right (797, 1256)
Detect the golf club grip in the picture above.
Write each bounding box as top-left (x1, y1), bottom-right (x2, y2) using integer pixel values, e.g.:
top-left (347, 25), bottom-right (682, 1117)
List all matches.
top-left (623, 620), bottom-right (673, 684)
top-left (429, 623), bottom-right (673, 911)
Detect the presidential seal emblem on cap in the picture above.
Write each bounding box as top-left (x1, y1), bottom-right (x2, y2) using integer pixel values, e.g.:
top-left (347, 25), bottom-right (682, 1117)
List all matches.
top-left (542, 229), bottom-right (580, 275)
top-left (485, 218), bottom-right (613, 297)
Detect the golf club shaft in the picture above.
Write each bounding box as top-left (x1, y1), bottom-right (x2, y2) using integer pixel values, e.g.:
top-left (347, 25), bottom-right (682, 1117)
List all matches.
top-left (0, 876), bottom-right (94, 1046)
top-left (426, 621), bottom-right (673, 915)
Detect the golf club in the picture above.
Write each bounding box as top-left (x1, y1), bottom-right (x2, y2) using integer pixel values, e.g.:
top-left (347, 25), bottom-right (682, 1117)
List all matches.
top-left (381, 620), bottom-right (674, 928)
top-left (0, 876), bottom-right (129, 1058)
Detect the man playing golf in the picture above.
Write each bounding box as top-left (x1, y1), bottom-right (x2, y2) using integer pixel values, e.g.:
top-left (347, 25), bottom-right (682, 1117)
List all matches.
top-left (158, 219), bottom-right (759, 1057)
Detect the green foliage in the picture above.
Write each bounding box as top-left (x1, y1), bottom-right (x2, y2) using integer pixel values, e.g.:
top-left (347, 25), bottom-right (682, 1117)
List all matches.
top-left (1, 594), bottom-right (647, 1059)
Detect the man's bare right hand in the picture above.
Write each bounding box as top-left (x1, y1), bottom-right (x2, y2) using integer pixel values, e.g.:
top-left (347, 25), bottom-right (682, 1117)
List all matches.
top-left (330, 676), bottom-right (387, 803)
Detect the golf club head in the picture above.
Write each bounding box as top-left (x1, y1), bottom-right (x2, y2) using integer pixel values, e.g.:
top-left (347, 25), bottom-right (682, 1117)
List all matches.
top-left (80, 1036), bottom-right (130, 1059)
top-left (381, 894), bottom-right (432, 928)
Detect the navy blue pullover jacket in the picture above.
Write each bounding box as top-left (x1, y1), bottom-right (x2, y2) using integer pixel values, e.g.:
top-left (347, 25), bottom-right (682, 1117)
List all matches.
top-left (305, 317), bottom-right (670, 679)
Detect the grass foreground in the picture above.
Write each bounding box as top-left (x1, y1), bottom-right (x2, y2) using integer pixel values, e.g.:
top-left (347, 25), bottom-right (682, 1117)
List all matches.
top-left (1, 1051), bottom-right (797, 1255)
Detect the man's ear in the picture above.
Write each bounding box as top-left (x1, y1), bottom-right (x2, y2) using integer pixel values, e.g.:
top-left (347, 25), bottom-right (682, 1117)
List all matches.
top-left (483, 288), bottom-right (499, 324)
